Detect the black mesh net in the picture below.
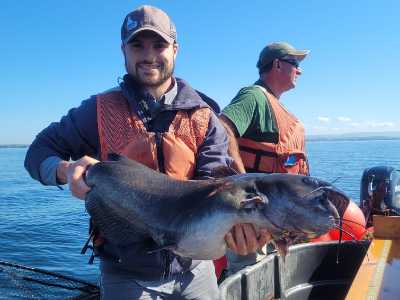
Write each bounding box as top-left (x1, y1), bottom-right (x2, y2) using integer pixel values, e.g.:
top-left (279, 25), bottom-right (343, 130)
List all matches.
top-left (0, 261), bottom-right (100, 300)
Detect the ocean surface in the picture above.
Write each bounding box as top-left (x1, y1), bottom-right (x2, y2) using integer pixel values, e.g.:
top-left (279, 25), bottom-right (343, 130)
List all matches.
top-left (1, 140), bottom-right (400, 290)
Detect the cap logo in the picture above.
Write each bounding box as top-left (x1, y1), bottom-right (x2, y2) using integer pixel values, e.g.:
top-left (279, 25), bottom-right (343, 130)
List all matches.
top-left (126, 16), bottom-right (138, 31)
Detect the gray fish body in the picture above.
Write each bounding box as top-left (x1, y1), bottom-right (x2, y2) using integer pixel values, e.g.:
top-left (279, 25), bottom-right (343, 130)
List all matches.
top-left (85, 157), bottom-right (348, 259)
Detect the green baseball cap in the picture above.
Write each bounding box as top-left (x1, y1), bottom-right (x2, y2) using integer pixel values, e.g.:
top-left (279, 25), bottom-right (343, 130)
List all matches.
top-left (256, 42), bottom-right (310, 70)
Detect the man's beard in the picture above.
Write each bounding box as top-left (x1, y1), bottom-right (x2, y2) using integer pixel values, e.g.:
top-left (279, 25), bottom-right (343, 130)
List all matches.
top-left (127, 59), bottom-right (175, 88)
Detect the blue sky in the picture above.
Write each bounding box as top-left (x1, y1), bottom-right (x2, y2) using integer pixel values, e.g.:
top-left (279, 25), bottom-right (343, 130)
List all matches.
top-left (1, 0), bottom-right (399, 144)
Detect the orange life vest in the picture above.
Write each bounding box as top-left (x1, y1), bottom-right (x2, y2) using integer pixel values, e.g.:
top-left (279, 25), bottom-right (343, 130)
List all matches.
top-left (96, 90), bottom-right (210, 180)
top-left (238, 85), bottom-right (309, 175)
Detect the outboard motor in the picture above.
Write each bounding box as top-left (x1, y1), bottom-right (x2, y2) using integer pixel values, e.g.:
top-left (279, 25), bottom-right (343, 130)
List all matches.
top-left (359, 166), bottom-right (400, 227)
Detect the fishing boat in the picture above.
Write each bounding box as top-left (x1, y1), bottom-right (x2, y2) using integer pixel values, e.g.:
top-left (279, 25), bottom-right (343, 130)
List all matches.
top-left (1, 166), bottom-right (399, 299)
top-left (219, 166), bottom-right (400, 300)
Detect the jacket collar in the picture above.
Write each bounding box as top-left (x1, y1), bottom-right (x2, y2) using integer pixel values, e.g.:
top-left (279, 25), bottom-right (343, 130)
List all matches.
top-left (121, 74), bottom-right (209, 111)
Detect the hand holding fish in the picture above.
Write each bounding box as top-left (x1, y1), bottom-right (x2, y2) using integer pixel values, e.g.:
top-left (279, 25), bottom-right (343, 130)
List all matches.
top-left (225, 224), bottom-right (271, 255)
top-left (57, 156), bottom-right (99, 200)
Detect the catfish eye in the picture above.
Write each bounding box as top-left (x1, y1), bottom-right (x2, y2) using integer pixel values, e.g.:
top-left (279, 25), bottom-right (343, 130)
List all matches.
top-left (314, 193), bottom-right (331, 212)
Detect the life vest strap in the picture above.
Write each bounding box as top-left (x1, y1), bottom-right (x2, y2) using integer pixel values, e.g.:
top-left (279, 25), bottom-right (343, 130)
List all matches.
top-left (239, 145), bottom-right (278, 173)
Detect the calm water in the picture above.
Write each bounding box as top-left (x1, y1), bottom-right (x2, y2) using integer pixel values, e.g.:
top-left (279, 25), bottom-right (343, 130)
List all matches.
top-left (1, 140), bottom-right (400, 286)
top-left (0, 148), bottom-right (99, 285)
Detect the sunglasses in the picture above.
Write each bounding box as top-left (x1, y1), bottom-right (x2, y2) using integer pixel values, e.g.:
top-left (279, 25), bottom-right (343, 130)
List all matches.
top-left (279, 58), bottom-right (300, 68)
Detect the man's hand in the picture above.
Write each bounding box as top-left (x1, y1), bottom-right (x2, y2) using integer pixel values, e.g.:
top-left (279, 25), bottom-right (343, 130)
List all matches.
top-left (57, 156), bottom-right (99, 200)
top-left (225, 224), bottom-right (271, 255)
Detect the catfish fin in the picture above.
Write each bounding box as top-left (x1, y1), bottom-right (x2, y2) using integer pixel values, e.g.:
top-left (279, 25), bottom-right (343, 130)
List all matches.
top-left (239, 195), bottom-right (266, 210)
top-left (106, 154), bottom-right (150, 171)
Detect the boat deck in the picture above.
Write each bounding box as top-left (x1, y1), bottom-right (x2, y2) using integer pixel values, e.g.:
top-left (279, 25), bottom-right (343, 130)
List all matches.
top-left (345, 216), bottom-right (400, 300)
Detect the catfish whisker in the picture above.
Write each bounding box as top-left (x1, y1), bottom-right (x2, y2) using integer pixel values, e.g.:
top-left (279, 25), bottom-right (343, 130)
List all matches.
top-left (302, 186), bottom-right (325, 198)
top-left (333, 224), bottom-right (356, 240)
top-left (329, 177), bottom-right (341, 185)
top-left (336, 218), bottom-right (343, 264)
top-left (334, 217), bottom-right (366, 228)
top-left (302, 176), bottom-right (341, 199)
top-left (333, 223), bottom-right (371, 263)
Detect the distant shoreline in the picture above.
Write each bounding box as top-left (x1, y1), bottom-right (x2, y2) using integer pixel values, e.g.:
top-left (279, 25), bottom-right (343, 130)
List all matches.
top-left (1, 135), bottom-right (400, 148)
top-left (0, 145), bottom-right (29, 148)
top-left (307, 136), bottom-right (400, 142)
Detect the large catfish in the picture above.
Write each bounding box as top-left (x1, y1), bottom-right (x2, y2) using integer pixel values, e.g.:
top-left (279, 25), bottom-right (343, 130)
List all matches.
top-left (85, 156), bottom-right (348, 259)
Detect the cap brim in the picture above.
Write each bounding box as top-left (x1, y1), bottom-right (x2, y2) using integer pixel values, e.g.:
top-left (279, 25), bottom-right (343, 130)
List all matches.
top-left (286, 49), bottom-right (310, 61)
top-left (124, 26), bottom-right (174, 44)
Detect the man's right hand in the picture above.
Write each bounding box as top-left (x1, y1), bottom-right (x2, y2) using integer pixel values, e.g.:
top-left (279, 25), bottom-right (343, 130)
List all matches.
top-left (57, 156), bottom-right (99, 200)
top-left (225, 224), bottom-right (271, 256)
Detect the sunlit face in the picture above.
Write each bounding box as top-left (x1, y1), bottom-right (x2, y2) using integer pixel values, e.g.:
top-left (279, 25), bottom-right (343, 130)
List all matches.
top-left (278, 55), bottom-right (302, 90)
top-left (122, 31), bottom-right (178, 87)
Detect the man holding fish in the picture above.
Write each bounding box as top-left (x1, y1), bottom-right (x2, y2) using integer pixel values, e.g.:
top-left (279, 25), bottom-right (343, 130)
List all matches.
top-left (25, 5), bottom-right (270, 299)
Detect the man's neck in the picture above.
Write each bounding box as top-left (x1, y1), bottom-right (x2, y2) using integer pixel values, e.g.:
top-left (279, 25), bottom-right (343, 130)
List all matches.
top-left (145, 77), bottom-right (174, 101)
top-left (261, 75), bottom-right (284, 99)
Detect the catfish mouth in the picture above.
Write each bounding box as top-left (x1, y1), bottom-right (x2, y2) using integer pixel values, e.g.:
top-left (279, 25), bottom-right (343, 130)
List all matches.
top-left (271, 185), bottom-right (347, 247)
top-left (300, 185), bottom-right (352, 241)
top-left (274, 230), bottom-right (314, 246)
top-left (308, 187), bottom-right (348, 233)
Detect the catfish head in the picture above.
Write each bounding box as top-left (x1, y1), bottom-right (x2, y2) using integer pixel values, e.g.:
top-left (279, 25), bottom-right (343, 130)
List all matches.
top-left (219, 173), bottom-right (349, 257)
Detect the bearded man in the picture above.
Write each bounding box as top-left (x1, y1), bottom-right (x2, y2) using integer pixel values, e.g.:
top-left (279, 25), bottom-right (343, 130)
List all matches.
top-left (24, 5), bottom-right (270, 300)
